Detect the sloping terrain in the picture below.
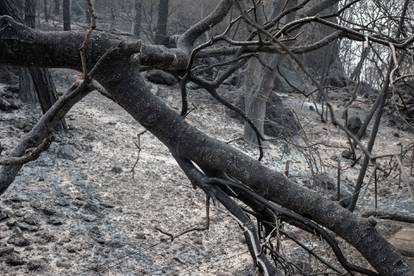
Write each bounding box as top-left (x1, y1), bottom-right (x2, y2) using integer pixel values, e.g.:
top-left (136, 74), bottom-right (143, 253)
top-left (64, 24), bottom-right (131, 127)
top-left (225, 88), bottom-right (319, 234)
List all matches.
top-left (0, 72), bottom-right (413, 275)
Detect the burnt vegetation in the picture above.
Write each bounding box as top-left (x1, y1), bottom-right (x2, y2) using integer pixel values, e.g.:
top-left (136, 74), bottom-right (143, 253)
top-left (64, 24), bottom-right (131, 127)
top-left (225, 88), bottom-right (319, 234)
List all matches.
top-left (0, 0), bottom-right (414, 275)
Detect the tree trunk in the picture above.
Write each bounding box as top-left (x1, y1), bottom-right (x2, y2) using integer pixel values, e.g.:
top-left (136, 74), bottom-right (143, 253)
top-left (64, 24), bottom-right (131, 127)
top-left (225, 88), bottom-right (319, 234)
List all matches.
top-left (154, 0), bottom-right (169, 45)
top-left (53, 0), bottom-right (60, 16)
top-left (44, 0), bottom-right (48, 22)
top-left (133, 0), bottom-right (142, 37)
top-left (18, 69), bottom-right (36, 103)
top-left (243, 1), bottom-right (298, 145)
top-left (19, 0), bottom-right (37, 103)
top-left (24, 0), bottom-right (36, 28)
top-left (300, 1), bottom-right (345, 84)
top-left (63, 0), bottom-right (71, 31)
top-left (0, 14), bottom-right (413, 275)
top-left (0, 0), bottom-right (66, 128)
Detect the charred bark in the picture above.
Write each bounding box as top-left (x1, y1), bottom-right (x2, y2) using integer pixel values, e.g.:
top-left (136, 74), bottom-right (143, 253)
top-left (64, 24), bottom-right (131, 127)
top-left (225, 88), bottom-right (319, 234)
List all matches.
top-left (0, 0), bottom-right (66, 129)
top-left (133, 0), bottom-right (142, 37)
top-left (154, 0), bottom-right (169, 45)
top-left (63, 0), bottom-right (71, 31)
top-left (0, 12), bottom-right (412, 276)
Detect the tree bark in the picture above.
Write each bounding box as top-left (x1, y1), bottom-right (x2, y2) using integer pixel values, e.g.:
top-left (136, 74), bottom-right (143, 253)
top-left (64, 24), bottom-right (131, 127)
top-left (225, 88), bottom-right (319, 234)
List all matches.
top-left (18, 70), bottom-right (36, 103)
top-left (0, 16), bottom-right (413, 275)
top-left (243, 0), bottom-right (298, 145)
top-left (20, 0), bottom-right (37, 103)
top-left (63, 0), bottom-right (71, 31)
top-left (0, 0), bottom-right (66, 128)
top-left (54, 0), bottom-right (60, 16)
top-left (299, 1), bottom-right (345, 83)
top-left (24, 0), bottom-right (36, 28)
top-left (133, 0), bottom-right (142, 37)
top-left (44, 0), bottom-right (49, 22)
top-left (154, 0), bottom-right (169, 45)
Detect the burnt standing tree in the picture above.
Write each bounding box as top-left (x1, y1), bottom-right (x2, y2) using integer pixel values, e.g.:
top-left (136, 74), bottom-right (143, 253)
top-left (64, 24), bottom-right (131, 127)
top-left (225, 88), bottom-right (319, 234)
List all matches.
top-left (0, 0), bottom-right (413, 275)
top-left (154, 0), bottom-right (169, 45)
top-left (63, 0), bottom-right (71, 31)
top-left (133, 0), bottom-right (142, 37)
top-left (54, 0), bottom-right (60, 16)
top-left (0, 0), bottom-right (65, 129)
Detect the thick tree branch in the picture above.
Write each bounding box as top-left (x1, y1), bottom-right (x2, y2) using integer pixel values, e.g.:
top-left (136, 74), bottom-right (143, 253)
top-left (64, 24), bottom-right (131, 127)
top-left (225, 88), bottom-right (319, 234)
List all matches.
top-left (177, 0), bottom-right (233, 53)
top-left (0, 8), bottom-right (413, 276)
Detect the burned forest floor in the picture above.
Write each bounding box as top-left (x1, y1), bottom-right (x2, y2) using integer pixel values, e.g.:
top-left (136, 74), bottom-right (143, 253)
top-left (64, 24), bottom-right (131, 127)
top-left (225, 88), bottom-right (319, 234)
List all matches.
top-left (0, 69), bottom-right (413, 275)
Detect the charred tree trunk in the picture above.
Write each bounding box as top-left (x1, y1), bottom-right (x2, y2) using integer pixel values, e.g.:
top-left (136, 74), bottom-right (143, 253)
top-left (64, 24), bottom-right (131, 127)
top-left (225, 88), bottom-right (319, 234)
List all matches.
top-left (53, 0), bottom-right (60, 16)
top-left (0, 0), bottom-right (32, 102)
top-left (43, 0), bottom-right (49, 22)
top-left (0, 4), bottom-right (413, 274)
top-left (63, 0), bottom-right (71, 31)
top-left (0, 0), bottom-right (66, 128)
top-left (133, 0), bottom-right (142, 37)
top-left (154, 0), bottom-right (169, 45)
top-left (18, 70), bottom-right (36, 103)
top-left (24, 0), bottom-right (36, 28)
top-left (19, 0), bottom-right (37, 103)
top-left (299, 1), bottom-right (345, 86)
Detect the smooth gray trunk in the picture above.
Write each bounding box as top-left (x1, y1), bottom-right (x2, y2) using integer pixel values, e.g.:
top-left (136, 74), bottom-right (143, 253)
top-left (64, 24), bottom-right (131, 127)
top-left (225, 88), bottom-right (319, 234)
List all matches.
top-left (243, 0), bottom-right (296, 145)
top-left (244, 55), bottom-right (281, 144)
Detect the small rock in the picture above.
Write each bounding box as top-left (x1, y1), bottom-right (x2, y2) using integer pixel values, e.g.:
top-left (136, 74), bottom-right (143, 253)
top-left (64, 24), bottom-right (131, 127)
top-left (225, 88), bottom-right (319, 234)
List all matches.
top-left (41, 207), bottom-right (57, 216)
top-left (16, 121), bottom-right (32, 133)
top-left (30, 202), bottom-right (42, 210)
top-left (0, 246), bottom-right (14, 256)
top-left (11, 202), bottom-right (24, 209)
top-left (38, 232), bottom-right (56, 244)
top-left (111, 166), bottom-right (123, 174)
top-left (73, 200), bottom-right (85, 207)
top-left (193, 237), bottom-right (203, 245)
top-left (7, 233), bottom-right (30, 247)
top-left (47, 216), bottom-right (63, 226)
top-left (16, 222), bottom-right (39, 232)
top-left (100, 202), bottom-right (115, 209)
top-left (346, 116), bottom-right (362, 135)
top-left (81, 214), bottom-right (96, 222)
top-left (14, 209), bottom-right (26, 217)
top-left (341, 149), bottom-right (354, 160)
top-left (56, 260), bottom-right (71, 268)
top-left (56, 144), bottom-right (78, 161)
top-left (23, 214), bottom-right (39, 226)
top-left (27, 259), bottom-right (44, 271)
top-left (88, 226), bottom-right (107, 244)
top-left (65, 244), bottom-right (78, 253)
top-left (109, 240), bottom-right (123, 248)
top-left (83, 133), bottom-right (96, 141)
top-left (9, 196), bottom-right (26, 203)
top-left (135, 233), bottom-right (146, 240)
top-left (0, 210), bottom-right (9, 222)
top-left (6, 219), bottom-right (16, 228)
top-left (6, 254), bottom-right (25, 266)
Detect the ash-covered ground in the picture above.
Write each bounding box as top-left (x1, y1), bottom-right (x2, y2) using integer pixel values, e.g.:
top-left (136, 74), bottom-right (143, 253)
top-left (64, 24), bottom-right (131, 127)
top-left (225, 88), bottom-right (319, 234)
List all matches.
top-left (0, 69), bottom-right (413, 275)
